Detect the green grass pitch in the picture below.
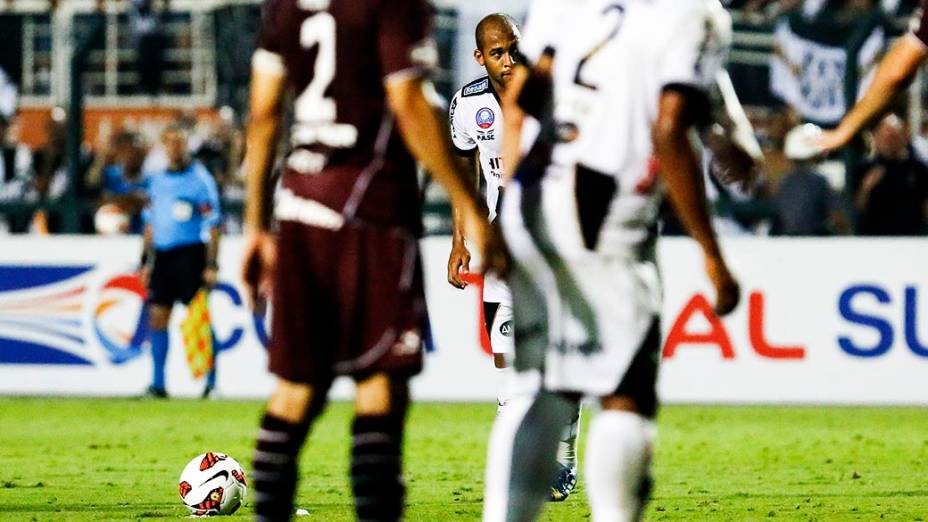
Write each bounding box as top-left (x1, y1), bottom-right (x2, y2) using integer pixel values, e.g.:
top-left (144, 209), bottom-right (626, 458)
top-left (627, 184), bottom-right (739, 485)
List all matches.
top-left (1, 398), bottom-right (927, 521)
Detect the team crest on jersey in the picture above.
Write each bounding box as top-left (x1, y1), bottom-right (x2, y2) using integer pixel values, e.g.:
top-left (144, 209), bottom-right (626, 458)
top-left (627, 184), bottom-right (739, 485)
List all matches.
top-left (476, 108), bottom-right (495, 129)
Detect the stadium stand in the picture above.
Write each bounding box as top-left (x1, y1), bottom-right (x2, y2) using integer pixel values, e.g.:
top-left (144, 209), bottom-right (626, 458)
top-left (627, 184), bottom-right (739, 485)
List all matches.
top-left (0, 0), bottom-right (926, 236)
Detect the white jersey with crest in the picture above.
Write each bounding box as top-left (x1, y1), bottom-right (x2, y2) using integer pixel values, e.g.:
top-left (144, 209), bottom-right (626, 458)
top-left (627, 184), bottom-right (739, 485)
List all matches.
top-left (449, 76), bottom-right (512, 307)
top-left (449, 76), bottom-right (505, 222)
top-left (517, 0), bottom-right (727, 253)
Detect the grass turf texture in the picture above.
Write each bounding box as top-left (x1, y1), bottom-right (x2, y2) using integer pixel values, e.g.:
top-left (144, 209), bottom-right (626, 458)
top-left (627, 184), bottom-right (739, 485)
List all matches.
top-left (1, 400), bottom-right (927, 521)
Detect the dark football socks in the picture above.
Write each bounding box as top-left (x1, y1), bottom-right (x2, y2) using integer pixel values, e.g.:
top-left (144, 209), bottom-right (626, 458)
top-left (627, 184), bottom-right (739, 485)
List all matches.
top-left (252, 414), bottom-right (311, 522)
top-left (350, 413), bottom-right (406, 522)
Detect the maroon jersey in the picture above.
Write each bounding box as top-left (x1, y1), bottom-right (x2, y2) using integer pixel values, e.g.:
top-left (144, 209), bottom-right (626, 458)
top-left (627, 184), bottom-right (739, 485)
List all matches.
top-left (255, 0), bottom-right (435, 229)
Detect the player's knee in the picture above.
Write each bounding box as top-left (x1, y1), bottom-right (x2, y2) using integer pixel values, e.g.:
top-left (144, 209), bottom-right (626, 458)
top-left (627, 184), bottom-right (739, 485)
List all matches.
top-left (601, 394), bottom-right (643, 415)
top-left (267, 379), bottom-right (326, 424)
top-left (148, 305), bottom-right (170, 331)
top-left (355, 373), bottom-right (409, 417)
top-left (493, 353), bottom-right (507, 369)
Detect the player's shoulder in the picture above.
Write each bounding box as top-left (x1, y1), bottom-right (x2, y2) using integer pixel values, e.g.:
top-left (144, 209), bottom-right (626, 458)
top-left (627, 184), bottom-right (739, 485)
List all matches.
top-left (191, 162), bottom-right (215, 182)
top-left (451, 76), bottom-right (492, 120)
top-left (459, 76), bottom-right (492, 99)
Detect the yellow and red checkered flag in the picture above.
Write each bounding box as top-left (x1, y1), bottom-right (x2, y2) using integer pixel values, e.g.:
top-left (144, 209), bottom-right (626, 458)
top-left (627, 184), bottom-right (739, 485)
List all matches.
top-left (180, 289), bottom-right (213, 379)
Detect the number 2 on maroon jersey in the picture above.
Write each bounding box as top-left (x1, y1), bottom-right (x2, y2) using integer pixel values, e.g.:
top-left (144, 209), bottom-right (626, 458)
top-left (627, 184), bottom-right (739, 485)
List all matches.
top-left (295, 1), bottom-right (336, 123)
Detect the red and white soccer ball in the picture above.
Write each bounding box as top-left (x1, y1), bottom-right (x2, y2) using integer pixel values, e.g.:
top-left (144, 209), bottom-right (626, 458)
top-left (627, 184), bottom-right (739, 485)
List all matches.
top-left (178, 452), bottom-right (247, 516)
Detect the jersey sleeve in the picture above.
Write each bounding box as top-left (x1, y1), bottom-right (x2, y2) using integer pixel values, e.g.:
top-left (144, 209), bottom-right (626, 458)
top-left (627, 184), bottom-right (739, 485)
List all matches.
top-left (657, 2), bottom-right (724, 93)
top-left (449, 92), bottom-right (476, 154)
top-left (252, 0), bottom-right (288, 75)
top-left (378, 0), bottom-right (437, 82)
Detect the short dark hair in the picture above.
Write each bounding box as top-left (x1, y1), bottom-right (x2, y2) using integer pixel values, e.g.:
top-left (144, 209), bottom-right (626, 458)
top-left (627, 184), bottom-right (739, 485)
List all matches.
top-left (475, 13), bottom-right (518, 51)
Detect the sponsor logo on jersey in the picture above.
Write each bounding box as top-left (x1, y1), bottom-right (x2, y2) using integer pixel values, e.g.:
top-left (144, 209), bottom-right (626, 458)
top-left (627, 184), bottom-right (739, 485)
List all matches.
top-left (476, 129), bottom-right (496, 141)
top-left (463, 78), bottom-right (489, 96)
top-left (476, 108), bottom-right (495, 129)
top-left (500, 320), bottom-right (513, 337)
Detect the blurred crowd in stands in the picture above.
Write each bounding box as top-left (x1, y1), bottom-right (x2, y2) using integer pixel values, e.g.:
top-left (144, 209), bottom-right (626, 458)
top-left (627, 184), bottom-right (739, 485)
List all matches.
top-left (0, 105), bottom-right (245, 235)
top-left (726, 0), bottom-right (919, 20)
top-left (1, 0), bottom-right (927, 237)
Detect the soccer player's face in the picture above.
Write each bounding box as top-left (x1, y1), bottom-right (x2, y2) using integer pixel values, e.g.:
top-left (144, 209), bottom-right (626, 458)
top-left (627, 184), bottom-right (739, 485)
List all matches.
top-left (162, 130), bottom-right (188, 167)
top-left (477, 28), bottom-right (519, 88)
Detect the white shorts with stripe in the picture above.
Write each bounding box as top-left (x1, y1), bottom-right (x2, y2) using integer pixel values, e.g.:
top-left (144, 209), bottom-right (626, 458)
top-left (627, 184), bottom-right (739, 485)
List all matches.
top-left (498, 167), bottom-right (662, 397)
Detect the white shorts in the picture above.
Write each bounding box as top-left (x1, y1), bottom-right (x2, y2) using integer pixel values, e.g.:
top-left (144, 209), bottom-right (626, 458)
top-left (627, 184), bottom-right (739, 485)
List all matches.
top-left (499, 171), bottom-right (662, 397)
top-left (483, 271), bottom-right (512, 305)
top-left (486, 301), bottom-right (514, 355)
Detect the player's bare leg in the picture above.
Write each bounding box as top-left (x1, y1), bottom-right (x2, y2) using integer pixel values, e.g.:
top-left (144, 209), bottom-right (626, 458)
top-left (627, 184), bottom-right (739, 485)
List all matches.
top-left (585, 395), bottom-right (655, 522)
top-left (352, 372), bottom-right (410, 522)
top-left (253, 379), bottom-right (328, 522)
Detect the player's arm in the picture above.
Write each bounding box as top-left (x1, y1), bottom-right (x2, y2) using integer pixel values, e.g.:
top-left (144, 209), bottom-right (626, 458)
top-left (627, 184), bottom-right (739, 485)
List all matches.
top-left (819, 35), bottom-right (927, 152)
top-left (240, 52), bottom-right (287, 306)
top-left (140, 221), bottom-right (154, 286)
top-left (501, 66), bottom-right (529, 183)
top-left (501, 46), bottom-right (556, 182)
top-left (385, 75), bottom-right (503, 273)
top-left (447, 154), bottom-right (479, 289)
top-left (653, 88), bottom-right (739, 315)
top-left (202, 171), bottom-right (223, 288)
top-left (447, 94), bottom-right (480, 289)
top-left (704, 70), bottom-right (763, 189)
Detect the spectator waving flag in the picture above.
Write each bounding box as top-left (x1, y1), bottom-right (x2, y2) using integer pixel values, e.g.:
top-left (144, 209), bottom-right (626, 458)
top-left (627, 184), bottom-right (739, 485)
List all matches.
top-left (180, 289), bottom-right (213, 379)
top-left (770, 12), bottom-right (885, 126)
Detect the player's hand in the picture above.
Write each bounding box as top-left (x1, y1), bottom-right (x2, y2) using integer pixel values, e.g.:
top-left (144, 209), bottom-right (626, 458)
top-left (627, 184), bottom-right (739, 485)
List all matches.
top-left (457, 199), bottom-right (509, 276)
top-left (447, 240), bottom-right (471, 289)
top-left (202, 266), bottom-right (219, 289)
top-left (707, 128), bottom-right (759, 191)
top-left (705, 253), bottom-right (740, 316)
top-left (816, 127), bottom-right (853, 154)
top-left (242, 229), bottom-right (276, 309)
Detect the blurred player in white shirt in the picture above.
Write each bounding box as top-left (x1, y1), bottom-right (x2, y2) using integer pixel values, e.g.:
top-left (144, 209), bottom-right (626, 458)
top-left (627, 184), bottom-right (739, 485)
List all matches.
top-left (481, 1), bottom-right (740, 520)
top-left (447, 14), bottom-right (582, 502)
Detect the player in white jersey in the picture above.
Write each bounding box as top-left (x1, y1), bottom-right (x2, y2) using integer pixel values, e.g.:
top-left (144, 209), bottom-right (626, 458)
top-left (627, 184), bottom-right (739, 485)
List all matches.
top-left (481, 1), bottom-right (741, 521)
top-left (447, 13), bottom-right (581, 502)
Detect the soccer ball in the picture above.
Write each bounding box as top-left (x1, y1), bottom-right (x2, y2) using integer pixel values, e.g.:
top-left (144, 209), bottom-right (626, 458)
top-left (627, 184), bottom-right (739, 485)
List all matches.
top-left (178, 452), bottom-right (247, 516)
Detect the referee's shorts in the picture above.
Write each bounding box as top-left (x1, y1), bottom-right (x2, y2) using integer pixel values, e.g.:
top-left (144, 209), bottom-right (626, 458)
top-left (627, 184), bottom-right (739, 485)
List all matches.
top-left (148, 242), bottom-right (207, 307)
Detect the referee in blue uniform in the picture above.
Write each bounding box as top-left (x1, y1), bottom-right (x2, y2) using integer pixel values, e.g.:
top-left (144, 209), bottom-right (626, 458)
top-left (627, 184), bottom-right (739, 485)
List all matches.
top-left (141, 124), bottom-right (222, 398)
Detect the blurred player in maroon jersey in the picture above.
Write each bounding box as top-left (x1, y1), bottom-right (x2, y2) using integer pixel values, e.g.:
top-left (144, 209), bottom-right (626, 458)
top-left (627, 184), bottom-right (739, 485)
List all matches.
top-left (819, 1), bottom-right (928, 151)
top-left (240, 0), bottom-right (502, 520)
